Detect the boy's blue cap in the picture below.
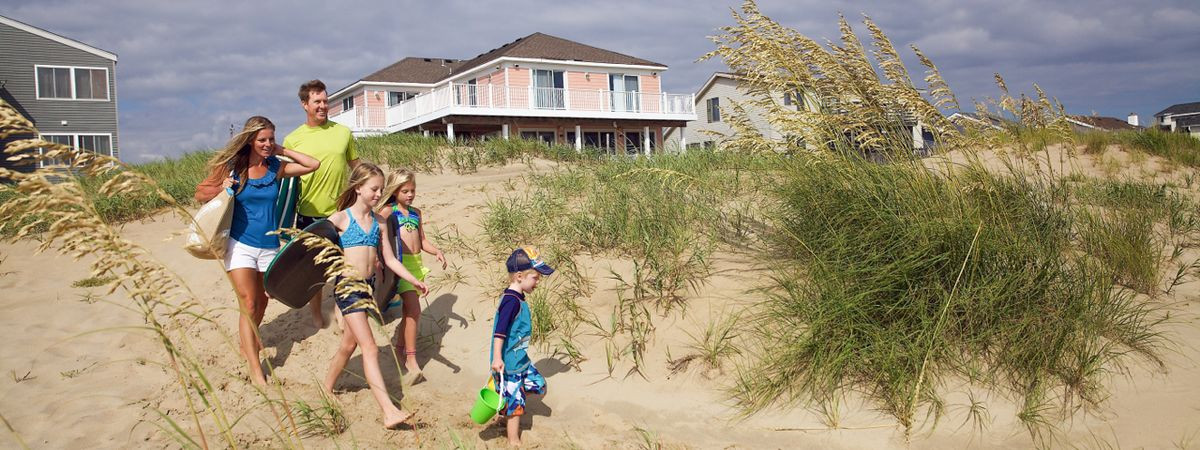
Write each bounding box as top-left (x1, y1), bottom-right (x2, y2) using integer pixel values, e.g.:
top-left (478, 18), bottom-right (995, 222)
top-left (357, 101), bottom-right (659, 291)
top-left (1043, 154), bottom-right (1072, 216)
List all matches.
top-left (506, 247), bottom-right (554, 275)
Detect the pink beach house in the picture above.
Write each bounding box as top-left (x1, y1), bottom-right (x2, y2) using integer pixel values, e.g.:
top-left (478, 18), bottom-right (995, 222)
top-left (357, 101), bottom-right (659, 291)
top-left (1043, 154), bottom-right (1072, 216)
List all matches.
top-left (327, 32), bottom-right (695, 154)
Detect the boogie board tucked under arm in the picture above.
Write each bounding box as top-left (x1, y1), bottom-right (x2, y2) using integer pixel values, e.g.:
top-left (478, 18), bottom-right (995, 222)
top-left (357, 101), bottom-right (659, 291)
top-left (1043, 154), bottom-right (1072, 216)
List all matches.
top-left (274, 176), bottom-right (300, 244)
top-left (263, 219), bottom-right (339, 309)
top-left (373, 214), bottom-right (400, 311)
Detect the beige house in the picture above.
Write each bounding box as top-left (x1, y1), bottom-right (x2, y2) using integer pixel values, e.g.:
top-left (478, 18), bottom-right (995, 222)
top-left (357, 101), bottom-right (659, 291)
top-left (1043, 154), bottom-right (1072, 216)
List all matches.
top-left (666, 72), bottom-right (926, 152)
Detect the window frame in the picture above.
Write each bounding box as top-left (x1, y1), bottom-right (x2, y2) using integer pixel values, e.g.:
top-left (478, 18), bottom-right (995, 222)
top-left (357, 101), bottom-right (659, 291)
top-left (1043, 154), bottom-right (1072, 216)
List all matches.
top-left (388, 91), bottom-right (416, 106)
top-left (706, 97), bottom-right (721, 123)
top-left (37, 133), bottom-right (114, 168)
top-left (34, 65), bottom-right (110, 101)
top-left (342, 96), bottom-right (355, 111)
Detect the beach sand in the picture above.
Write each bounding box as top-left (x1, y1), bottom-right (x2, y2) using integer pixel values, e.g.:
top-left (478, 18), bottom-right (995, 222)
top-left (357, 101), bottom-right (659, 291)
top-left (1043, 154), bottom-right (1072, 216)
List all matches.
top-left (1, 150), bottom-right (1198, 448)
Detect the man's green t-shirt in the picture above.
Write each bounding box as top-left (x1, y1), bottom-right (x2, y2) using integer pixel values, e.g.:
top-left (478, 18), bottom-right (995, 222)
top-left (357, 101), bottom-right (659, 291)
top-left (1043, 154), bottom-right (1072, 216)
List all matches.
top-left (282, 121), bottom-right (357, 218)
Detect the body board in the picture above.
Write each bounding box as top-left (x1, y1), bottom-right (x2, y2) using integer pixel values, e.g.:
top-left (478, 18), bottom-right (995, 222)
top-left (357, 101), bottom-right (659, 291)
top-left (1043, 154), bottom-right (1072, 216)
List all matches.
top-left (263, 219), bottom-right (339, 309)
top-left (274, 175), bottom-right (300, 244)
top-left (372, 214), bottom-right (400, 312)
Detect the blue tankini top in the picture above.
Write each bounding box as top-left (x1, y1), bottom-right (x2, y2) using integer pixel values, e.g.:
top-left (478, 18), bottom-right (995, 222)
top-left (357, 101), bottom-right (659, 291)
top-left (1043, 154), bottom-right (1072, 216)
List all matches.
top-left (228, 156), bottom-right (281, 249)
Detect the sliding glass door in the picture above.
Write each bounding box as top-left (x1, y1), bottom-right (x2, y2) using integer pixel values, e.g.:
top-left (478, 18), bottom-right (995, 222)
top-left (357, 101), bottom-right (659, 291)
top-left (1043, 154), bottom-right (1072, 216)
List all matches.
top-left (534, 69), bottom-right (564, 109)
top-left (610, 74), bottom-right (640, 112)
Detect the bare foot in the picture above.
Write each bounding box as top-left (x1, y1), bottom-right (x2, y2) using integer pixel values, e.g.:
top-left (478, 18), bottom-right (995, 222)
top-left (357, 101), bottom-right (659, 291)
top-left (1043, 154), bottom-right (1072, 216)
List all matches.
top-left (383, 409), bottom-right (416, 430)
top-left (403, 361), bottom-right (425, 385)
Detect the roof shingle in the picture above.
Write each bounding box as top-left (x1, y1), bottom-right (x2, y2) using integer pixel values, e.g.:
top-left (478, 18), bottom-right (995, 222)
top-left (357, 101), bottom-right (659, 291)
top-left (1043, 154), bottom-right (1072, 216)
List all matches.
top-left (1069, 115), bottom-right (1140, 131)
top-left (360, 57), bottom-right (466, 84)
top-left (351, 32), bottom-right (666, 88)
top-left (1155, 101), bottom-right (1200, 117)
top-left (446, 32), bottom-right (666, 78)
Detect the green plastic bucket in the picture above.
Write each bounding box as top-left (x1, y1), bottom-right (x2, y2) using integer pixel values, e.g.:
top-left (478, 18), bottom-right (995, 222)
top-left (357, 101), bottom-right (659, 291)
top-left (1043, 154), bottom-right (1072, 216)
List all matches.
top-left (469, 387), bottom-right (504, 424)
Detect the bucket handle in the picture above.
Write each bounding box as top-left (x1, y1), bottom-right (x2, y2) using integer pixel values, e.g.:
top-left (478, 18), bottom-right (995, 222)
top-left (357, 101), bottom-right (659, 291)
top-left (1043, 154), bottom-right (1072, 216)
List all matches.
top-left (491, 370), bottom-right (507, 408)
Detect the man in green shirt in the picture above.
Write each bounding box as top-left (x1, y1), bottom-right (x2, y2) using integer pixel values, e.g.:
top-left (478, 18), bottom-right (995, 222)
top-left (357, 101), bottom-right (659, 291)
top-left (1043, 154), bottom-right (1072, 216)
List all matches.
top-left (283, 79), bottom-right (360, 328)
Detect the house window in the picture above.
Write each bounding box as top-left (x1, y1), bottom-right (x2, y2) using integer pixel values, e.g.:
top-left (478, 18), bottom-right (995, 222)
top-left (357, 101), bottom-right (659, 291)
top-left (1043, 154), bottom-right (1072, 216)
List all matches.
top-left (36, 66), bottom-right (108, 100)
top-left (388, 91), bottom-right (416, 106)
top-left (783, 91), bottom-right (804, 109)
top-left (78, 134), bottom-right (112, 155)
top-left (610, 74), bottom-right (640, 112)
top-left (35, 134), bottom-right (112, 167)
top-left (533, 70), bottom-right (565, 109)
top-left (706, 97), bottom-right (721, 123)
top-left (342, 96), bottom-right (354, 111)
top-left (39, 134), bottom-right (73, 167)
top-left (519, 131), bottom-right (555, 144)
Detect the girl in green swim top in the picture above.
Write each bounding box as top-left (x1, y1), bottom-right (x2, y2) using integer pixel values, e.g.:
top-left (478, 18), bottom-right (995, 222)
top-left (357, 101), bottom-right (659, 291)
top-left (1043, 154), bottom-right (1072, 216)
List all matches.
top-left (377, 168), bottom-right (447, 383)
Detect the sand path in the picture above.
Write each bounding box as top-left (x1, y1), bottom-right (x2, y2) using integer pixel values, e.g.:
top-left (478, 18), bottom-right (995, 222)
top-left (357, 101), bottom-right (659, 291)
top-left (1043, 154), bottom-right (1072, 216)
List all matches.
top-left (1, 155), bottom-right (1198, 448)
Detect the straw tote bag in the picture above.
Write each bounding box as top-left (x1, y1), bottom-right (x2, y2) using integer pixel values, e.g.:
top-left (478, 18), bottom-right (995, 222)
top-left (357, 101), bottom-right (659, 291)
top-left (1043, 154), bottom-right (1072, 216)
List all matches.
top-left (185, 173), bottom-right (235, 259)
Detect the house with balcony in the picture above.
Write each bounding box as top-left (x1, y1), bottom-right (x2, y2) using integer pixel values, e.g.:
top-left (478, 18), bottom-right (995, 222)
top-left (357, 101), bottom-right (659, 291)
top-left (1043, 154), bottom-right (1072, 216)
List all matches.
top-left (0, 14), bottom-right (119, 173)
top-left (327, 32), bottom-right (695, 154)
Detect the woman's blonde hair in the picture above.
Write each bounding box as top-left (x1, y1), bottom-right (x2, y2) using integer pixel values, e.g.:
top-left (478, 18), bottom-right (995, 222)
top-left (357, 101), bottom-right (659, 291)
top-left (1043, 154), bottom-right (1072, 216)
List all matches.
top-left (335, 162), bottom-right (385, 210)
top-left (204, 116), bottom-right (274, 194)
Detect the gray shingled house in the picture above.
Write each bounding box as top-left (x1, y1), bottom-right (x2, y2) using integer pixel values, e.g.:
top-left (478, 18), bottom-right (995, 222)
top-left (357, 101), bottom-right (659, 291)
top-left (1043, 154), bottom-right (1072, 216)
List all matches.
top-left (0, 14), bottom-right (119, 173)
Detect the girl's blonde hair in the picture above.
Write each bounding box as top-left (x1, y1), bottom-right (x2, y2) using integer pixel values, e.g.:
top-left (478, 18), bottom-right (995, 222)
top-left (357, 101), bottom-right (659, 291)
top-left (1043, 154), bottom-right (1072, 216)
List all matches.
top-left (335, 162), bottom-right (385, 210)
top-left (205, 116), bottom-right (274, 194)
top-left (381, 169), bottom-right (416, 206)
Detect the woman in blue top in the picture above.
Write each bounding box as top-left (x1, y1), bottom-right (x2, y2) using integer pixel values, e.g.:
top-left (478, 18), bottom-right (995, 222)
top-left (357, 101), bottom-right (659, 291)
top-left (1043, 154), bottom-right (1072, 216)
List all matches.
top-left (196, 116), bottom-right (319, 385)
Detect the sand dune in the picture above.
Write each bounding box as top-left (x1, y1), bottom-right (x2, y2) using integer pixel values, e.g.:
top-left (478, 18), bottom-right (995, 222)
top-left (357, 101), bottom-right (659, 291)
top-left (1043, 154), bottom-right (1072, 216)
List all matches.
top-left (1, 154), bottom-right (1198, 448)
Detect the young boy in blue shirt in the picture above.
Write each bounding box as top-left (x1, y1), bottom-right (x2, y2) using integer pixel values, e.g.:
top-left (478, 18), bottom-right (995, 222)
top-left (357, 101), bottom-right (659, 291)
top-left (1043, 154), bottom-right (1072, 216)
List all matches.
top-left (490, 247), bottom-right (554, 447)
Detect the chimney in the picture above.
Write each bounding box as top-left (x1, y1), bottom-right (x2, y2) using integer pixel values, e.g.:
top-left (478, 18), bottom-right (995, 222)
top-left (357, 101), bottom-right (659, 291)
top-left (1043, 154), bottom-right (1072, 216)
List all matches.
top-left (1127, 113), bottom-right (1139, 127)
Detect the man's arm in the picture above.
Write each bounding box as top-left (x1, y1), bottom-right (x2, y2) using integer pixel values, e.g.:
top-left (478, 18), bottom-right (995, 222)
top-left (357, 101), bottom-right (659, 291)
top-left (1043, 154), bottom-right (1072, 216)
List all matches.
top-left (348, 158), bottom-right (361, 170)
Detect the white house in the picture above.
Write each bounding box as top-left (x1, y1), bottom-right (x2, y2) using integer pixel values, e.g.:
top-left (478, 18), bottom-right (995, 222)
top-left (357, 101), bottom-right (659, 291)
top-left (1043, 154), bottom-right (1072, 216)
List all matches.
top-left (1155, 102), bottom-right (1200, 139)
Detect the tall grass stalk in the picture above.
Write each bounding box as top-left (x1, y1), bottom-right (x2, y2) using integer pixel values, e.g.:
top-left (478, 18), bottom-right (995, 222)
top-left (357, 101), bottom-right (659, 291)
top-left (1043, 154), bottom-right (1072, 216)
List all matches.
top-left (708, 2), bottom-right (1174, 442)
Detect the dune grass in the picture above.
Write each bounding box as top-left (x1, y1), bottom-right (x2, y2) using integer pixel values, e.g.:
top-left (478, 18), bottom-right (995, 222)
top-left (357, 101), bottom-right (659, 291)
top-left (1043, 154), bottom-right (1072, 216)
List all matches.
top-left (700, 2), bottom-right (1179, 443)
top-left (0, 1), bottom-right (1192, 447)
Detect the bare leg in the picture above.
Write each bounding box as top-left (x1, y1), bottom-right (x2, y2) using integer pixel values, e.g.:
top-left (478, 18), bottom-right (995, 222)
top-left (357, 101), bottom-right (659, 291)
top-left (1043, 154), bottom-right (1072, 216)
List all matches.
top-left (343, 311), bottom-right (413, 428)
top-left (308, 293), bottom-right (325, 328)
top-left (398, 291), bottom-right (423, 378)
top-left (229, 268), bottom-right (269, 385)
top-left (323, 319), bottom-right (357, 394)
top-left (507, 414), bottom-right (521, 446)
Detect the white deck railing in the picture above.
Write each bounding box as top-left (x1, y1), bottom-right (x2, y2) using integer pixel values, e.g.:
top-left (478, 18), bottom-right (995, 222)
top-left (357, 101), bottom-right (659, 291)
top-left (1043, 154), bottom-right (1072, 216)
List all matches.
top-left (334, 83), bottom-right (695, 135)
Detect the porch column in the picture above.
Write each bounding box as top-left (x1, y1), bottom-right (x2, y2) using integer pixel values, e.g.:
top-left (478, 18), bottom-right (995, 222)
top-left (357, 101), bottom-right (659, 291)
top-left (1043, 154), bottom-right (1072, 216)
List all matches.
top-left (680, 126), bottom-right (688, 152)
top-left (422, 129), bottom-right (430, 138)
top-left (447, 123), bottom-right (455, 143)
top-left (574, 125), bottom-right (582, 151)
top-left (502, 123), bottom-right (510, 140)
top-left (643, 126), bottom-right (651, 156)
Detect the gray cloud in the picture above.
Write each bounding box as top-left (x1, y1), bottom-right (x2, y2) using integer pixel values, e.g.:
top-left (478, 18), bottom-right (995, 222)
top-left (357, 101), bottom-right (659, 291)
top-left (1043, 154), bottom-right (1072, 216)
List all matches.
top-left (3, 0), bottom-right (1198, 162)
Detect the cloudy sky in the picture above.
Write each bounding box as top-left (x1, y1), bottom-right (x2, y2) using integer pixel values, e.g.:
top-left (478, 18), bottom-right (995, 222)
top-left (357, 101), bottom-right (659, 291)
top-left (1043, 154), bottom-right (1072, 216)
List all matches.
top-left (4, 0), bottom-right (1199, 162)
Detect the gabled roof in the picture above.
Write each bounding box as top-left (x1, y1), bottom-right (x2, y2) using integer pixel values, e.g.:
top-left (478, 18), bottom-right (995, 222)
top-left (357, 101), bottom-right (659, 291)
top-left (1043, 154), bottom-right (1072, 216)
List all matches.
top-left (447, 32), bottom-right (667, 78)
top-left (1155, 101), bottom-right (1200, 117)
top-left (948, 112), bottom-right (1010, 130)
top-left (361, 57), bottom-right (466, 84)
top-left (694, 72), bottom-right (744, 100)
top-left (1067, 115), bottom-right (1140, 131)
top-left (0, 14), bottom-right (117, 61)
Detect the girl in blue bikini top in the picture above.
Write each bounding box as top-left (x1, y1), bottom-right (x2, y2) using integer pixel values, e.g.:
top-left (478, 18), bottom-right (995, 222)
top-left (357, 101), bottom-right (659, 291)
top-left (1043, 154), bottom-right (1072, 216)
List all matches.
top-left (338, 208), bottom-right (380, 248)
top-left (322, 163), bottom-right (427, 430)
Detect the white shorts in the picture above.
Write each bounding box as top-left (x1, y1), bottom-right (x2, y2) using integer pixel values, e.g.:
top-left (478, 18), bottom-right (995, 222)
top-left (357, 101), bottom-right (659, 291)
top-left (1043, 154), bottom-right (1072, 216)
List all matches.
top-left (223, 238), bottom-right (279, 272)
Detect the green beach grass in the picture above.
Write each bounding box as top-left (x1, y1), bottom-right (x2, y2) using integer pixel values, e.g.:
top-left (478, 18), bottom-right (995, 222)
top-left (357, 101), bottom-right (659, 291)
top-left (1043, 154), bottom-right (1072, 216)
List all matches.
top-left (1, 1), bottom-right (1197, 446)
